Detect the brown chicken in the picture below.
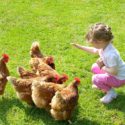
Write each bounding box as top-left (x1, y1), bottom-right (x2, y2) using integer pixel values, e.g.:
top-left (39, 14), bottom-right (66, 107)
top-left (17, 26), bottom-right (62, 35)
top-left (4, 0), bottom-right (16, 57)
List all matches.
top-left (17, 67), bottom-right (38, 79)
top-left (30, 41), bottom-right (44, 58)
top-left (31, 80), bottom-right (66, 110)
top-left (50, 78), bottom-right (80, 122)
top-left (29, 42), bottom-right (68, 83)
top-left (17, 66), bottom-right (68, 84)
top-left (30, 59), bottom-right (68, 84)
top-left (7, 75), bottom-right (60, 105)
top-left (29, 57), bottom-right (51, 73)
top-left (38, 63), bottom-right (68, 84)
top-left (7, 76), bottom-right (35, 105)
top-left (30, 41), bottom-right (55, 69)
top-left (0, 54), bottom-right (9, 95)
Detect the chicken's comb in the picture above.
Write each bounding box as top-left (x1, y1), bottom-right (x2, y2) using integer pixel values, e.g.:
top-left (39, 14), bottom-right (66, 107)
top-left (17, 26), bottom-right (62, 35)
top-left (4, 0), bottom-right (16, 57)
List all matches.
top-left (47, 56), bottom-right (54, 63)
top-left (74, 77), bottom-right (80, 83)
top-left (54, 74), bottom-right (60, 81)
top-left (2, 54), bottom-right (9, 63)
top-left (62, 74), bottom-right (68, 80)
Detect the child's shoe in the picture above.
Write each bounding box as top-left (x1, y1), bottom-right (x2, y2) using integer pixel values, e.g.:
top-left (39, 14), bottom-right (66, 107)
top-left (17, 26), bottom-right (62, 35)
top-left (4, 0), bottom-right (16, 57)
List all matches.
top-left (100, 89), bottom-right (117, 104)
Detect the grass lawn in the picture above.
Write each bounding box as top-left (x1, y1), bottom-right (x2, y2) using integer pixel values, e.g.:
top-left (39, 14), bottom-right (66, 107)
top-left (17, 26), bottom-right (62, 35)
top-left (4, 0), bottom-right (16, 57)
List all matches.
top-left (0, 0), bottom-right (125, 125)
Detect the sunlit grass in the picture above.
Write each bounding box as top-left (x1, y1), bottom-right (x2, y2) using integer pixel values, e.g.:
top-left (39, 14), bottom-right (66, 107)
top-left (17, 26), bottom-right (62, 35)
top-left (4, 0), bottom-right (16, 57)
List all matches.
top-left (0, 0), bottom-right (125, 125)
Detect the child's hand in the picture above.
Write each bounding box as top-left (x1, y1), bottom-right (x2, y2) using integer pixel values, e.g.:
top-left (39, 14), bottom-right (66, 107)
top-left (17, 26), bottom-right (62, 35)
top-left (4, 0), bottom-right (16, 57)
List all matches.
top-left (70, 43), bottom-right (80, 49)
top-left (96, 58), bottom-right (105, 69)
top-left (102, 66), bottom-right (106, 71)
top-left (102, 66), bottom-right (118, 75)
top-left (70, 43), bottom-right (77, 47)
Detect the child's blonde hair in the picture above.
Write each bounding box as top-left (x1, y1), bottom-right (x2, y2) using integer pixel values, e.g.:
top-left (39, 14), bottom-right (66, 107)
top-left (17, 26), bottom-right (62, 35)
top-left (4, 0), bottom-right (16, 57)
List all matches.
top-left (85, 23), bottom-right (114, 43)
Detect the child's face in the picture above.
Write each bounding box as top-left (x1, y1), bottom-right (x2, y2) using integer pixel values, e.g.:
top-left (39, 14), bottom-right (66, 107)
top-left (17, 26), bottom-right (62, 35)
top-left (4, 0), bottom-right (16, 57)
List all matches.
top-left (90, 40), bottom-right (108, 49)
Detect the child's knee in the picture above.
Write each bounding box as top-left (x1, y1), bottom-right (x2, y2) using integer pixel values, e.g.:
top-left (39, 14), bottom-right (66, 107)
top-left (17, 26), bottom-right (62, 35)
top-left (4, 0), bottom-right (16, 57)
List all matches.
top-left (92, 75), bottom-right (98, 84)
top-left (91, 63), bottom-right (100, 74)
top-left (92, 74), bottom-right (106, 84)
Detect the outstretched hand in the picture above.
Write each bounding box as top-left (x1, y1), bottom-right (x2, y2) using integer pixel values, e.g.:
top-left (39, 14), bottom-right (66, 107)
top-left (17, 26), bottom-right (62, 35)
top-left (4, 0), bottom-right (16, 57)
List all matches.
top-left (70, 43), bottom-right (78, 48)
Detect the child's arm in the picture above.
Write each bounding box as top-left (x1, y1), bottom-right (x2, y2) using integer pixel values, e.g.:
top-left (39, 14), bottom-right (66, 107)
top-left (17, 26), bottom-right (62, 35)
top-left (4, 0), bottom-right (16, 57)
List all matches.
top-left (71, 43), bottom-right (99, 54)
top-left (102, 66), bottom-right (118, 75)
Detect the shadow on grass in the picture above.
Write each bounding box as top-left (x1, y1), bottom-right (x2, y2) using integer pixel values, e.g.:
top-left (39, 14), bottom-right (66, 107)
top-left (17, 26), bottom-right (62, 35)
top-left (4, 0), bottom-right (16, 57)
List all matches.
top-left (24, 106), bottom-right (69, 125)
top-left (0, 97), bottom-right (25, 125)
top-left (24, 104), bottom-right (99, 125)
top-left (105, 92), bottom-right (125, 113)
top-left (0, 98), bottom-right (99, 125)
top-left (70, 105), bottom-right (100, 125)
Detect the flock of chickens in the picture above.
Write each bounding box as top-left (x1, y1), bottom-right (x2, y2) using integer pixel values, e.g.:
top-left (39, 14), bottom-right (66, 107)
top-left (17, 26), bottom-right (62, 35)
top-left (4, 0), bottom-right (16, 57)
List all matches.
top-left (0, 42), bottom-right (80, 123)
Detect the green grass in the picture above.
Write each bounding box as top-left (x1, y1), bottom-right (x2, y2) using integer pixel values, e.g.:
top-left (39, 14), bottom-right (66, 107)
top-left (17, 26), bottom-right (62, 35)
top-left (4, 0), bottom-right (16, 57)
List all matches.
top-left (0, 0), bottom-right (125, 125)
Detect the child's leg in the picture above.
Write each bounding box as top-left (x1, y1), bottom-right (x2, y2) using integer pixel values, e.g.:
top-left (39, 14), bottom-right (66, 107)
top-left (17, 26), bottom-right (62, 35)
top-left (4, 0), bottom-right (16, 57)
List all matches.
top-left (92, 74), bottom-right (116, 103)
top-left (100, 88), bottom-right (117, 104)
top-left (92, 74), bottom-right (125, 91)
top-left (92, 74), bottom-right (111, 92)
top-left (91, 63), bottom-right (105, 74)
top-left (92, 74), bottom-right (125, 103)
top-left (92, 73), bottom-right (125, 92)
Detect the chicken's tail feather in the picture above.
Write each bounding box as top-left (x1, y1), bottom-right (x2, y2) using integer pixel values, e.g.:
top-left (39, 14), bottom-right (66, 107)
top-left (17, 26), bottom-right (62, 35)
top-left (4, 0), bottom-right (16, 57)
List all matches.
top-left (30, 41), bottom-right (44, 58)
top-left (7, 76), bottom-right (16, 84)
top-left (31, 41), bottom-right (40, 49)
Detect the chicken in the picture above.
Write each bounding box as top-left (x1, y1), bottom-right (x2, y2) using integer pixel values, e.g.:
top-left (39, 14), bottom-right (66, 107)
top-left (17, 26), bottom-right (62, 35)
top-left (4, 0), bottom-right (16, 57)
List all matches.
top-left (0, 54), bottom-right (9, 95)
top-left (29, 42), bottom-right (68, 84)
top-left (29, 57), bottom-right (52, 73)
top-left (50, 78), bottom-right (80, 121)
top-left (31, 80), bottom-right (66, 110)
top-left (30, 59), bottom-right (68, 84)
top-left (7, 75), bottom-right (60, 105)
top-left (30, 56), bottom-right (55, 73)
top-left (37, 63), bottom-right (68, 84)
top-left (7, 76), bottom-right (35, 105)
top-left (17, 67), bottom-right (38, 79)
top-left (55, 74), bottom-right (68, 84)
top-left (30, 42), bottom-right (55, 69)
top-left (30, 42), bottom-right (44, 58)
top-left (41, 56), bottom-right (55, 69)
top-left (17, 66), bottom-right (68, 84)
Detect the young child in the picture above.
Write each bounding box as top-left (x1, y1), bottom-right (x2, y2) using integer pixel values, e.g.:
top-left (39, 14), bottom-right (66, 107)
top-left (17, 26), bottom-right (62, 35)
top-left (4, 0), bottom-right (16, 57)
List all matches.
top-left (71, 23), bottom-right (125, 104)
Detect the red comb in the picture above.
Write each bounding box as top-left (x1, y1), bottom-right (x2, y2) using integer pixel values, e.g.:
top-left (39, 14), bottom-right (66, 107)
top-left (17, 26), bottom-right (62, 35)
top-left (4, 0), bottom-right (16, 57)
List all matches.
top-left (49, 56), bottom-right (54, 61)
top-left (54, 74), bottom-right (60, 81)
top-left (2, 54), bottom-right (9, 63)
top-left (47, 56), bottom-right (54, 64)
top-left (62, 74), bottom-right (68, 80)
top-left (74, 77), bottom-right (80, 83)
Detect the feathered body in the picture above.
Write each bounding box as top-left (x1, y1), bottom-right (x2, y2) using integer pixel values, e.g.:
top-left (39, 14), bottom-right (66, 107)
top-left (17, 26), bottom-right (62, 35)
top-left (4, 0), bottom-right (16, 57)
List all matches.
top-left (17, 67), bottom-right (38, 79)
top-left (29, 42), bottom-right (68, 84)
top-left (50, 78), bottom-right (80, 121)
top-left (30, 42), bottom-right (55, 69)
top-left (31, 81), bottom-right (65, 110)
top-left (0, 54), bottom-right (9, 95)
top-left (30, 58), bottom-right (68, 84)
top-left (7, 77), bottom-right (35, 105)
top-left (7, 74), bottom-right (61, 105)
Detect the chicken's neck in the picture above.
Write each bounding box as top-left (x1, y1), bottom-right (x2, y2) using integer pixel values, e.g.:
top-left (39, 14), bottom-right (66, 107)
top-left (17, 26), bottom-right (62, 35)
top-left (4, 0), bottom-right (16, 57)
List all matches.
top-left (0, 61), bottom-right (9, 76)
top-left (67, 83), bottom-right (78, 94)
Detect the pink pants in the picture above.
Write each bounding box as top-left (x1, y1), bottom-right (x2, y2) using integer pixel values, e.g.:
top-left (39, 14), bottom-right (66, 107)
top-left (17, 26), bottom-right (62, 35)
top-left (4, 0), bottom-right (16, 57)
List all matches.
top-left (91, 63), bottom-right (125, 92)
